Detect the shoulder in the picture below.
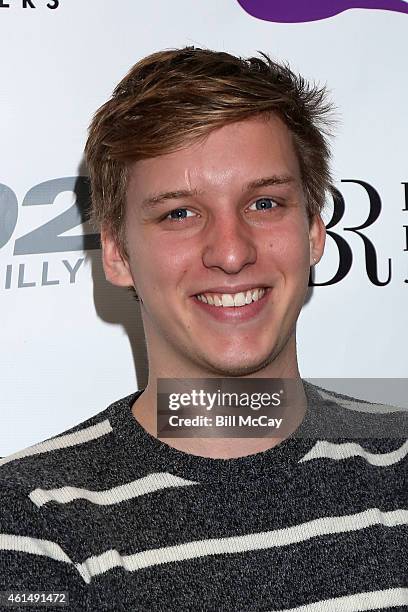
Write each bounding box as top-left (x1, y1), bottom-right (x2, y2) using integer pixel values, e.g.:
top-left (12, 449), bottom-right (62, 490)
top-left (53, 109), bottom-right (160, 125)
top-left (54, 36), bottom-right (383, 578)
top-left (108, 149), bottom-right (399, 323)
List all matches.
top-left (0, 392), bottom-right (138, 493)
top-left (0, 392), bottom-right (139, 599)
top-left (302, 380), bottom-right (408, 466)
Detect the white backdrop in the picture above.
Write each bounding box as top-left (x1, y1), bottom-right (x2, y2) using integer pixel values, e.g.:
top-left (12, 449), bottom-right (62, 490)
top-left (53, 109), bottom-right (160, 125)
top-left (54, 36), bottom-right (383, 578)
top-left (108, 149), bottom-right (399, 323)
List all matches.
top-left (1, 0), bottom-right (407, 455)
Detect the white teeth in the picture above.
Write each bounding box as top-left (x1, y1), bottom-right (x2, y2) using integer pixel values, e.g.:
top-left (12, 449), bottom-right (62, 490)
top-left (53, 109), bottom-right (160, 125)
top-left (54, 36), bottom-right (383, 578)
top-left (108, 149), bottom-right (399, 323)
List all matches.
top-left (221, 294), bottom-right (235, 307)
top-left (233, 292), bottom-right (246, 307)
top-left (196, 288), bottom-right (267, 308)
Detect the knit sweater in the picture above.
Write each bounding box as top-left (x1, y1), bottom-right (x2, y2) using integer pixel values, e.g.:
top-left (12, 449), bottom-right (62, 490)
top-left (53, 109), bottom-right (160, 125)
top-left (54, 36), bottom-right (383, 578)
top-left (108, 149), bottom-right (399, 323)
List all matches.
top-left (0, 380), bottom-right (407, 612)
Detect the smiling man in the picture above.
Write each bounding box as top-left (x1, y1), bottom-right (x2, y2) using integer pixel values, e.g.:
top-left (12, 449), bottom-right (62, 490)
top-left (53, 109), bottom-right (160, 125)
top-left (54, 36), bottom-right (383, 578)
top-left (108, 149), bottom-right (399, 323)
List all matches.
top-left (0, 47), bottom-right (407, 612)
top-left (101, 112), bottom-right (325, 456)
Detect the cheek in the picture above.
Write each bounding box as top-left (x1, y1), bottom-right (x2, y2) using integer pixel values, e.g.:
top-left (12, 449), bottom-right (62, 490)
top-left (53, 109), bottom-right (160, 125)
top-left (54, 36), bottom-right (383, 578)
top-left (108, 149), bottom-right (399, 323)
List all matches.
top-left (267, 228), bottom-right (310, 269)
top-left (131, 235), bottom-right (195, 289)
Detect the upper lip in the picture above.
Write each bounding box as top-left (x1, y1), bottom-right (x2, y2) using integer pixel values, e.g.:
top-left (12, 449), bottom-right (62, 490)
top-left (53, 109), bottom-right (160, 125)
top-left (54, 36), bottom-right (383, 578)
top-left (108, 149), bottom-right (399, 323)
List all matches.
top-left (194, 284), bottom-right (270, 295)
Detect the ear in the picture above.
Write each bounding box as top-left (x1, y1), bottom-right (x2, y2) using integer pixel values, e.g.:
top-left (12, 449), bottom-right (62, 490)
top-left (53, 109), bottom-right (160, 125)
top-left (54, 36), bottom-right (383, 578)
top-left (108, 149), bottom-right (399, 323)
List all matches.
top-left (308, 213), bottom-right (326, 266)
top-left (101, 227), bottom-right (134, 288)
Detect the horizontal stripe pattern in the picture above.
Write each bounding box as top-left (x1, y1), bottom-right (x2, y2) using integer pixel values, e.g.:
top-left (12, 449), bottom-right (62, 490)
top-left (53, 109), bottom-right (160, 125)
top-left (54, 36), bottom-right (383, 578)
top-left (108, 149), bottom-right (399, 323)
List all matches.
top-left (268, 587), bottom-right (408, 612)
top-left (29, 472), bottom-right (198, 508)
top-left (300, 439), bottom-right (408, 466)
top-left (0, 387), bottom-right (407, 610)
top-left (0, 533), bottom-right (73, 565)
top-left (0, 419), bottom-right (113, 467)
top-left (75, 508), bottom-right (408, 583)
top-left (314, 387), bottom-right (407, 414)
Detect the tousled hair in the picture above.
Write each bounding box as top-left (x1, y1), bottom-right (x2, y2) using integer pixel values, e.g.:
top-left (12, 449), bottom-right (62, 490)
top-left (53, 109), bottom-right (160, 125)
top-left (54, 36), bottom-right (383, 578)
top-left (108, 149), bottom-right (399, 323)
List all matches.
top-left (85, 46), bottom-right (335, 255)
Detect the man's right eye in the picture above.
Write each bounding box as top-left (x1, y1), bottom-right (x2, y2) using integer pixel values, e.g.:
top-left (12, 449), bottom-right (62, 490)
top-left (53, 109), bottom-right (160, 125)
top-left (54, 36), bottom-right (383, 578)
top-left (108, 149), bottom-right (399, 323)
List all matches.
top-left (165, 208), bottom-right (195, 221)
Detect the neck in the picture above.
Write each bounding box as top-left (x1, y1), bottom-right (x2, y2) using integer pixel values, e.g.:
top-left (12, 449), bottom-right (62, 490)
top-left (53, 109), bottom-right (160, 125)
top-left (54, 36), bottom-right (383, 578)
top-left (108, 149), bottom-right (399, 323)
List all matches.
top-left (131, 334), bottom-right (305, 459)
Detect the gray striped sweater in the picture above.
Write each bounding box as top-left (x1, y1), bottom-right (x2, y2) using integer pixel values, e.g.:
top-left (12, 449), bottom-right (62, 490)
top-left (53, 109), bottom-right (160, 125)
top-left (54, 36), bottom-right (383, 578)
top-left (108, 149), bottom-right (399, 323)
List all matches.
top-left (0, 380), bottom-right (407, 611)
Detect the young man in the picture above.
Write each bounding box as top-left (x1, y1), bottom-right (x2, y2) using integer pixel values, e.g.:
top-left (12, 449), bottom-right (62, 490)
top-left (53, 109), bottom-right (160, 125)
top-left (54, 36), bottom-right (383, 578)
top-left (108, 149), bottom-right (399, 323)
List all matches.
top-left (0, 47), bottom-right (407, 611)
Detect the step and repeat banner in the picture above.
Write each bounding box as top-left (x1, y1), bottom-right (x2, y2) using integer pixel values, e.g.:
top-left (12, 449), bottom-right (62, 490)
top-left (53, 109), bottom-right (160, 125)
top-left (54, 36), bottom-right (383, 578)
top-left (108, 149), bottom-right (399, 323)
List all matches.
top-left (0, 1), bottom-right (407, 455)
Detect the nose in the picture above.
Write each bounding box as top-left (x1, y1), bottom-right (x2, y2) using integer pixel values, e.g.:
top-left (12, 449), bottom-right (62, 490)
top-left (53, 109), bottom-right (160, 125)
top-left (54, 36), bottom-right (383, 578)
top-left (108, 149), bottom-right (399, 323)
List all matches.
top-left (202, 212), bottom-right (257, 273)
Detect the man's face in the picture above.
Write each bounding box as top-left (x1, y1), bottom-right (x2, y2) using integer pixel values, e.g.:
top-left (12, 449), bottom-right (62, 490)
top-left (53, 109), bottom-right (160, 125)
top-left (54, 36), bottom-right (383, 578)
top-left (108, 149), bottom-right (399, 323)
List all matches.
top-left (103, 115), bottom-right (325, 376)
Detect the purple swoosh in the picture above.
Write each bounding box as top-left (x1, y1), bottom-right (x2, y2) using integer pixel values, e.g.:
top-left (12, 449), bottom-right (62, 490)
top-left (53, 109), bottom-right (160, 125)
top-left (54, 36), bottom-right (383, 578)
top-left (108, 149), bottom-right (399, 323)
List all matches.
top-left (237, 0), bottom-right (408, 23)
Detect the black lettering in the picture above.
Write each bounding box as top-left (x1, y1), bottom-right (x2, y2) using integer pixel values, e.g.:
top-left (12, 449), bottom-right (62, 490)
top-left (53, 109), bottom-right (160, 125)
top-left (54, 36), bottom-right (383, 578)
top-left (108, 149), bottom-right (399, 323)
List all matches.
top-left (403, 183), bottom-right (408, 281)
top-left (0, 1), bottom-right (10, 8)
top-left (309, 186), bottom-right (353, 286)
top-left (402, 184), bottom-right (408, 282)
top-left (341, 180), bottom-right (391, 286)
top-left (23, 0), bottom-right (36, 7)
top-left (402, 182), bottom-right (408, 211)
top-left (47, 0), bottom-right (59, 7)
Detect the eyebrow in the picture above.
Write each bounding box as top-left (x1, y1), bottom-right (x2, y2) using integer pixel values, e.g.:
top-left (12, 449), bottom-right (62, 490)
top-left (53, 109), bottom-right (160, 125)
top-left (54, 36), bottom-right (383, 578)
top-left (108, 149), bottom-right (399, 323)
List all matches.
top-left (141, 175), bottom-right (295, 209)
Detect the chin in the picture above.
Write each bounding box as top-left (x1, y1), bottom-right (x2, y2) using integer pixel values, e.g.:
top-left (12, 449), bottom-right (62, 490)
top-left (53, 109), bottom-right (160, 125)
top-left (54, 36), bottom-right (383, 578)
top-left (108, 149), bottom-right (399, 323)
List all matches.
top-left (200, 350), bottom-right (276, 378)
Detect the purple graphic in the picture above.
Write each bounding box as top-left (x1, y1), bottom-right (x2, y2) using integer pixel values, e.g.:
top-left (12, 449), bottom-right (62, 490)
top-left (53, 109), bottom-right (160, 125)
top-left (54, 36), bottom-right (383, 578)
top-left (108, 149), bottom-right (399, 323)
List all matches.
top-left (237, 0), bottom-right (408, 23)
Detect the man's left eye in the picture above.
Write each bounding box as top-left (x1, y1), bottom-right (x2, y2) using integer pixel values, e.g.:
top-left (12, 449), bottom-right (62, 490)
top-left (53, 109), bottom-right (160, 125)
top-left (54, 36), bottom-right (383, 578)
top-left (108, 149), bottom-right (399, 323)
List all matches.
top-left (248, 198), bottom-right (278, 211)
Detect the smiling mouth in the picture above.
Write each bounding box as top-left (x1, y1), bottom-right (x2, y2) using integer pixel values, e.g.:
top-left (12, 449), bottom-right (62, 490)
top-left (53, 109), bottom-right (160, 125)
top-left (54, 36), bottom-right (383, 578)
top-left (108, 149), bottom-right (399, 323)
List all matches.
top-left (195, 287), bottom-right (268, 308)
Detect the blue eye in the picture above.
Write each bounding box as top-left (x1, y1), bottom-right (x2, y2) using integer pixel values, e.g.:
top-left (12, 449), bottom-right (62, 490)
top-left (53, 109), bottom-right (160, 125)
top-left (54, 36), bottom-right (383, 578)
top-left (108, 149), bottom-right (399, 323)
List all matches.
top-left (248, 198), bottom-right (277, 211)
top-left (166, 208), bottom-right (195, 220)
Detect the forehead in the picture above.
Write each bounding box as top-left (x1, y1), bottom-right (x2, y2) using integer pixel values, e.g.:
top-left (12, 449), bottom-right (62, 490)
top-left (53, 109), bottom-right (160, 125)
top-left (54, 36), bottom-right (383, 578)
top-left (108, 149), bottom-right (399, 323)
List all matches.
top-left (127, 115), bottom-right (302, 200)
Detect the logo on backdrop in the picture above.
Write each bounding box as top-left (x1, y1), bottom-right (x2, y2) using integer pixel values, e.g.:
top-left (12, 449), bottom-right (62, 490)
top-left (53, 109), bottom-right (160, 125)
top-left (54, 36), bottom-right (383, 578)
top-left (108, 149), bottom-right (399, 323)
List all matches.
top-left (0, 177), bottom-right (98, 290)
top-left (310, 181), bottom-right (395, 287)
top-left (0, 177), bottom-right (407, 290)
top-left (237, 0), bottom-right (408, 23)
top-left (0, 0), bottom-right (59, 9)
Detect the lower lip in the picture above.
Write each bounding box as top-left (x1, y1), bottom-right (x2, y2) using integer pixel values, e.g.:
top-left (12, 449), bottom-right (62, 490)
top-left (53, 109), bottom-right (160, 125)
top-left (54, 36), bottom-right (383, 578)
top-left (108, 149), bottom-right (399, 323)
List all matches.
top-left (192, 289), bottom-right (271, 323)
